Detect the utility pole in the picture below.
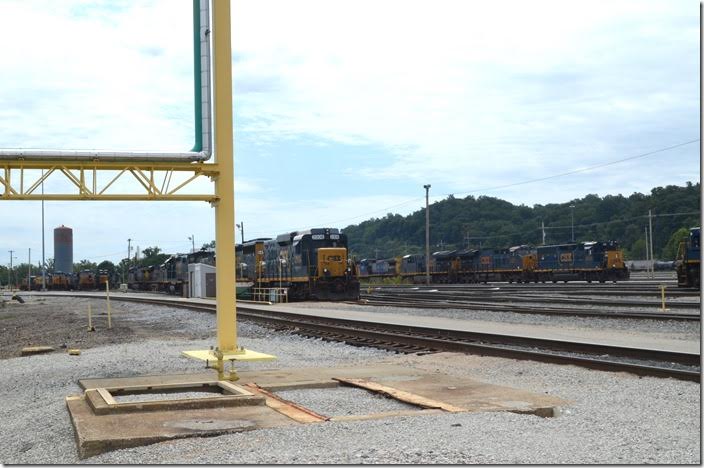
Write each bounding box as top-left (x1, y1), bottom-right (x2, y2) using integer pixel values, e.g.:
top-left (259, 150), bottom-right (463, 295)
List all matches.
top-left (124, 238), bottom-right (132, 284)
top-left (41, 169), bottom-right (46, 291)
top-left (236, 222), bottom-right (244, 244)
top-left (189, 235), bottom-right (195, 253)
top-left (648, 210), bottom-right (654, 279)
top-left (8, 250), bottom-right (14, 291)
top-left (570, 205), bottom-right (575, 242)
top-left (644, 226), bottom-right (650, 274)
top-left (423, 184), bottom-right (431, 285)
top-left (541, 220), bottom-right (546, 245)
top-left (27, 248), bottom-right (31, 290)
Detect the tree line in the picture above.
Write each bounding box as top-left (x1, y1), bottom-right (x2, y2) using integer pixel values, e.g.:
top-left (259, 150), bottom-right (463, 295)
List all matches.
top-left (342, 182), bottom-right (701, 261)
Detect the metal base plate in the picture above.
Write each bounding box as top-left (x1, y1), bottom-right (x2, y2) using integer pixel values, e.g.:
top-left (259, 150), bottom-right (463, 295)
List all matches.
top-left (182, 348), bottom-right (276, 362)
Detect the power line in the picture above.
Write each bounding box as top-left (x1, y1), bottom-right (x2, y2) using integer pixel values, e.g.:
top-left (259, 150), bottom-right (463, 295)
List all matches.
top-left (543, 211), bottom-right (701, 230)
top-left (245, 139), bottom-right (700, 236)
top-left (442, 139), bottom-right (699, 198)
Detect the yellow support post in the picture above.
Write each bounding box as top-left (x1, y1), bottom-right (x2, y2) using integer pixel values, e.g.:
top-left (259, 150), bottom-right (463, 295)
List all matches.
top-left (182, 0), bottom-right (275, 377)
top-left (213, 0), bottom-right (236, 354)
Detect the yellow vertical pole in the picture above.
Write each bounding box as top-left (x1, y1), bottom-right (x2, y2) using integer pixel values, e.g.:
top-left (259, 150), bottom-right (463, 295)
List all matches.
top-left (88, 303), bottom-right (93, 331)
top-left (660, 284), bottom-right (668, 312)
top-left (212, 0), bottom-right (237, 353)
top-left (106, 281), bottom-right (112, 329)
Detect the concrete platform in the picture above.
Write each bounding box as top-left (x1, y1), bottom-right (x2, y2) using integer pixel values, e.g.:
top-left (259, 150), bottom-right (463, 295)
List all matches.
top-left (69, 364), bottom-right (566, 458)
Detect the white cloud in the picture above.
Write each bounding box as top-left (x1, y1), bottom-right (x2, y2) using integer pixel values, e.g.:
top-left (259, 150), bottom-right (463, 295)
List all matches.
top-left (231, 0), bottom-right (698, 189)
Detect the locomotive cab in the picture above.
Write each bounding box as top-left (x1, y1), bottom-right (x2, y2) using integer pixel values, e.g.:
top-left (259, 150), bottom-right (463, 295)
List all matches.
top-left (317, 248), bottom-right (348, 278)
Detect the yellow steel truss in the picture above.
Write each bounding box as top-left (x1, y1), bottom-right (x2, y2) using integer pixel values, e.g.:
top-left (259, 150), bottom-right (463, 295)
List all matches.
top-left (0, 160), bottom-right (219, 202)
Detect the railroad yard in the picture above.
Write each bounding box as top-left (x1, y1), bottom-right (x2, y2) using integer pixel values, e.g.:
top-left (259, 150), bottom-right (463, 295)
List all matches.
top-left (0, 272), bottom-right (700, 464)
top-left (1, 0), bottom-right (700, 465)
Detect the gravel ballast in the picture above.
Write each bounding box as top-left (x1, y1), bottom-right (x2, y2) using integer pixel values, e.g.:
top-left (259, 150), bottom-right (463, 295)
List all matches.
top-left (275, 387), bottom-right (420, 417)
top-left (0, 297), bottom-right (699, 464)
top-left (287, 301), bottom-right (701, 340)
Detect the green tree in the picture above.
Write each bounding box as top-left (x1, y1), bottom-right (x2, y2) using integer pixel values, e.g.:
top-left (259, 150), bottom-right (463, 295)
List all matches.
top-left (74, 259), bottom-right (97, 271)
top-left (140, 246), bottom-right (170, 267)
top-left (342, 182), bottom-right (700, 259)
top-left (97, 260), bottom-right (116, 276)
top-left (662, 227), bottom-right (690, 260)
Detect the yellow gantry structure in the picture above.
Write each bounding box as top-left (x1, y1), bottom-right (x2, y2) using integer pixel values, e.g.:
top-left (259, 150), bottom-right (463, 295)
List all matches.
top-left (0, 160), bottom-right (219, 202)
top-left (1, 0), bottom-right (275, 380)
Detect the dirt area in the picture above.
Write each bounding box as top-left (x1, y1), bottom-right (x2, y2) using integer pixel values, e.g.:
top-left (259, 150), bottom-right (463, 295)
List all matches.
top-left (0, 296), bottom-right (210, 360)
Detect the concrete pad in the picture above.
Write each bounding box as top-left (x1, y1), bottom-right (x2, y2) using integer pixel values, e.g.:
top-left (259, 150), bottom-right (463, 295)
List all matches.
top-left (69, 363), bottom-right (568, 458)
top-left (66, 395), bottom-right (294, 459)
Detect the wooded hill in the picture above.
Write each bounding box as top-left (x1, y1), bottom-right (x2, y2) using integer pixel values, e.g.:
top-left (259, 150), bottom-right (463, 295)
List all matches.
top-left (343, 182), bottom-right (701, 261)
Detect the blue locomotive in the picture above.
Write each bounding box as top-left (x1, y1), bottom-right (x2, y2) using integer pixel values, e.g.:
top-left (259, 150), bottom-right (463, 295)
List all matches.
top-left (676, 227), bottom-right (700, 288)
top-left (357, 240), bottom-right (629, 284)
top-left (236, 228), bottom-right (360, 300)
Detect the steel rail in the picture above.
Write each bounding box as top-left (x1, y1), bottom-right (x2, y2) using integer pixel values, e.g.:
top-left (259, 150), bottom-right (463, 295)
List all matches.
top-left (362, 290), bottom-right (700, 310)
top-left (43, 293), bottom-right (701, 382)
top-left (356, 296), bottom-right (700, 321)
top-left (363, 283), bottom-right (698, 297)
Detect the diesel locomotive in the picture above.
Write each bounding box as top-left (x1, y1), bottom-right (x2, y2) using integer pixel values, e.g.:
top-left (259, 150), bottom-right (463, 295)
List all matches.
top-left (675, 227), bottom-right (700, 289)
top-left (358, 240), bottom-right (629, 284)
top-left (236, 228), bottom-right (360, 300)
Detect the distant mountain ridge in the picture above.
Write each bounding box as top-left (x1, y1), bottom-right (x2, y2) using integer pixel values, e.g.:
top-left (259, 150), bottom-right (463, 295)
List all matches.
top-left (343, 182), bottom-right (701, 261)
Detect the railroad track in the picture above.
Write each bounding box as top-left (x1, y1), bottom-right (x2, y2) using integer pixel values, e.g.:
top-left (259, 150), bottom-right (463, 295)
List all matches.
top-left (49, 293), bottom-right (701, 383)
top-left (353, 298), bottom-right (699, 321)
top-left (355, 291), bottom-right (700, 320)
top-left (361, 283), bottom-right (699, 298)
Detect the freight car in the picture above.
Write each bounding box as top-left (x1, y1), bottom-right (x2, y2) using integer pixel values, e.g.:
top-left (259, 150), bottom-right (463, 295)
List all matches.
top-left (237, 228), bottom-right (359, 300)
top-left (676, 227), bottom-right (700, 288)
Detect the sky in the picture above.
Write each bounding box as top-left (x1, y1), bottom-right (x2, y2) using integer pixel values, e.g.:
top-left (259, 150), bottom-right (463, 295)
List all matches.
top-left (0, 0), bottom-right (700, 265)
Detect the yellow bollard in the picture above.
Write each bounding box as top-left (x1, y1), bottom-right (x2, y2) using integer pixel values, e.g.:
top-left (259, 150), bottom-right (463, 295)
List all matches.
top-left (87, 303), bottom-right (95, 331)
top-left (106, 282), bottom-right (112, 329)
top-left (660, 284), bottom-right (669, 312)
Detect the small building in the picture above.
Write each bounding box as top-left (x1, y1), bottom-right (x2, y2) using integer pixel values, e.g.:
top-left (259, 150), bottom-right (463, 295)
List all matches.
top-left (188, 263), bottom-right (216, 298)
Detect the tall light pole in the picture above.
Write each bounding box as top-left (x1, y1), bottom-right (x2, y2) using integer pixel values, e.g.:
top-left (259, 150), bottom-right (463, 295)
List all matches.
top-left (41, 169), bottom-right (46, 291)
top-left (188, 235), bottom-right (195, 253)
top-left (423, 184), bottom-right (431, 285)
top-left (648, 209), bottom-right (654, 278)
top-left (236, 222), bottom-right (244, 244)
top-left (570, 205), bottom-right (575, 242)
top-left (8, 250), bottom-right (14, 291)
top-left (124, 238), bottom-right (132, 285)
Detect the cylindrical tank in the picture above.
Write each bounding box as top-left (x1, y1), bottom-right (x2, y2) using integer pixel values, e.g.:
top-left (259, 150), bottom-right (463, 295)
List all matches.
top-left (54, 225), bottom-right (73, 273)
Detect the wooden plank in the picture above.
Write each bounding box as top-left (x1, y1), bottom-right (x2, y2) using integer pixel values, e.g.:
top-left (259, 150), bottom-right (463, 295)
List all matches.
top-left (21, 346), bottom-right (54, 356)
top-left (218, 381), bottom-right (253, 396)
top-left (243, 383), bottom-right (328, 424)
top-left (334, 378), bottom-right (466, 413)
top-left (96, 388), bottom-right (117, 405)
top-left (103, 381), bottom-right (219, 393)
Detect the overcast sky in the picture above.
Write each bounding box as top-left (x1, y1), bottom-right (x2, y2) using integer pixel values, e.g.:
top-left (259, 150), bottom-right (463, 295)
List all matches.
top-left (0, 0), bottom-right (700, 265)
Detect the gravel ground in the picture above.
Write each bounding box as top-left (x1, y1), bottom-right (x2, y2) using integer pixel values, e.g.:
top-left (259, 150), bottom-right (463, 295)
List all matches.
top-left (113, 391), bottom-right (223, 403)
top-left (0, 297), bottom-right (700, 464)
top-left (275, 387), bottom-right (419, 417)
top-left (287, 301), bottom-right (701, 341)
